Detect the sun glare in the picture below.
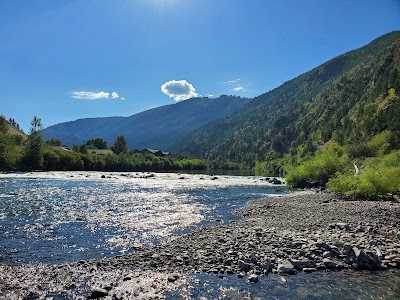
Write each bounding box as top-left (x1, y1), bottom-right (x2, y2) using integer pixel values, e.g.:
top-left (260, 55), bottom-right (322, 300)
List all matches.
top-left (151, 0), bottom-right (180, 8)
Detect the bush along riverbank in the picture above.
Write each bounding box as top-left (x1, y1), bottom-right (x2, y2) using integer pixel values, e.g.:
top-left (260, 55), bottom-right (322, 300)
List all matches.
top-left (272, 141), bottom-right (400, 201)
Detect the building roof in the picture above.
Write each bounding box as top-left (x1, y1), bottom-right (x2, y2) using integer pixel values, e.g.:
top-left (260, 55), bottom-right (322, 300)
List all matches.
top-left (141, 148), bottom-right (170, 156)
top-left (90, 149), bottom-right (114, 155)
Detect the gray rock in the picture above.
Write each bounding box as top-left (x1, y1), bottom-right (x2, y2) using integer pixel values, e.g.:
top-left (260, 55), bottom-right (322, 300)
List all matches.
top-left (316, 242), bottom-right (331, 250)
top-left (344, 244), bottom-right (353, 255)
top-left (355, 225), bottom-right (365, 233)
top-left (224, 258), bottom-right (233, 266)
top-left (263, 261), bottom-right (273, 272)
top-left (366, 251), bottom-right (381, 267)
top-left (238, 260), bottom-right (251, 272)
top-left (248, 274), bottom-right (259, 283)
top-left (323, 258), bottom-right (337, 269)
top-left (323, 251), bottom-right (332, 258)
top-left (384, 254), bottom-right (398, 261)
top-left (353, 247), bottom-right (371, 264)
top-left (336, 223), bottom-right (350, 230)
top-left (88, 288), bottom-right (108, 299)
top-left (303, 267), bottom-right (318, 273)
top-left (292, 259), bottom-right (314, 270)
top-left (167, 273), bottom-right (180, 282)
top-left (277, 260), bottom-right (296, 274)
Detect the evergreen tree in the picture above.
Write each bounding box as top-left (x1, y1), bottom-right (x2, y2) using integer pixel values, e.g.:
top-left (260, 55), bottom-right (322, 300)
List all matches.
top-left (86, 138), bottom-right (108, 149)
top-left (111, 135), bottom-right (129, 155)
top-left (25, 116), bottom-right (44, 170)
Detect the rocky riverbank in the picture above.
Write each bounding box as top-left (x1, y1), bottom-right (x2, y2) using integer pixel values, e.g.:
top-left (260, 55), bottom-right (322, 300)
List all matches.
top-left (1, 191), bottom-right (400, 299)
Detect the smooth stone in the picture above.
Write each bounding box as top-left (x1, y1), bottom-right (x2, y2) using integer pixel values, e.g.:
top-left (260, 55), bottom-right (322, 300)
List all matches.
top-left (277, 260), bottom-right (296, 274)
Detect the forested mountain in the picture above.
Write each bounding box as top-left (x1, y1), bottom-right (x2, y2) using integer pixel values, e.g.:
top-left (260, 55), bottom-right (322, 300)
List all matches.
top-left (172, 31), bottom-right (400, 167)
top-left (43, 95), bottom-right (249, 150)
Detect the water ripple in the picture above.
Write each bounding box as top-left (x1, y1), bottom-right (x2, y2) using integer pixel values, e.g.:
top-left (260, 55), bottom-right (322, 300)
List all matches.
top-left (0, 171), bottom-right (284, 264)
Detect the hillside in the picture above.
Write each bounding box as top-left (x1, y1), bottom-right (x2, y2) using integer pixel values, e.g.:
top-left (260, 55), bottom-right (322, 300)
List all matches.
top-left (7, 124), bottom-right (27, 139)
top-left (43, 95), bottom-right (249, 150)
top-left (172, 31), bottom-right (400, 166)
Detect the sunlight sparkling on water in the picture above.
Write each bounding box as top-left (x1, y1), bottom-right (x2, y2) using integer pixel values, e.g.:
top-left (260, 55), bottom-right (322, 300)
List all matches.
top-left (0, 171), bottom-right (284, 264)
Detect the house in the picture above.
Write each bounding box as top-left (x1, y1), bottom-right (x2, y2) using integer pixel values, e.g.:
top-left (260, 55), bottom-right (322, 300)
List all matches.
top-left (141, 148), bottom-right (170, 157)
top-left (90, 149), bottom-right (114, 155)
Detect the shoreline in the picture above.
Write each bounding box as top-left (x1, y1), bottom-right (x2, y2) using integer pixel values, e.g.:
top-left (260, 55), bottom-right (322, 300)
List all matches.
top-left (111, 190), bottom-right (400, 274)
top-left (1, 190), bottom-right (400, 299)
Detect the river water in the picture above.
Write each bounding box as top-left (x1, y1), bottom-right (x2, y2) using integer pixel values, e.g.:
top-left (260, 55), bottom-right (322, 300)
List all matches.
top-left (0, 171), bottom-right (284, 265)
top-left (1, 171), bottom-right (399, 299)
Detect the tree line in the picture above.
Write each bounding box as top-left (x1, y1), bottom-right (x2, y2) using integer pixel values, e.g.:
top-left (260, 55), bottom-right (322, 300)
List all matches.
top-left (0, 116), bottom-right (207, 172)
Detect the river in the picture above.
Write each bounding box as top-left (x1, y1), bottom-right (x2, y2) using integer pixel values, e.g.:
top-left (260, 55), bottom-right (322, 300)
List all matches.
top-left (0, 171), bottom-right (399, 299)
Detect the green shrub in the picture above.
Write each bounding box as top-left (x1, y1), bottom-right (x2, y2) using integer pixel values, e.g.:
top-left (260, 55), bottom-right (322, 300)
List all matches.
top-left (286, 143), bottom-right (349, 187)
top-left (328, 150), bottom-right (400, 198)
top-left (43, 149), bottom-right (60, 171)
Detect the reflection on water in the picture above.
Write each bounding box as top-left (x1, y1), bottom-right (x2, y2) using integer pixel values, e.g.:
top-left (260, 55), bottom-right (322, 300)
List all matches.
top-left (0, 171), bottom-right (284, 265)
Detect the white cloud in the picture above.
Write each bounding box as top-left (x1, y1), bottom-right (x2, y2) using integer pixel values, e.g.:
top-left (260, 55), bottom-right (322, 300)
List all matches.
top-left (233, 86), bottom-right (246, 92)
top-left (227, 79), bottom-right (240, 83)
top-left (72, 91), bottom-right (125, 101)
top-left (161, 80), bottom-right (199, 102)
top-left (205, 94), bottom-right (214, 98)
top-left (226, 78), bottom-right (248, 93)
top-left (72, 91), bottom-right (109, 100)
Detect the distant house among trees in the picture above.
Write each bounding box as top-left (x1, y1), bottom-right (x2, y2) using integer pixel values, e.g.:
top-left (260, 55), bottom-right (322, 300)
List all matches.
top-left (141, 148), bottom-right (170, 157)
top-left (90, 149), bottom-right (114, 155)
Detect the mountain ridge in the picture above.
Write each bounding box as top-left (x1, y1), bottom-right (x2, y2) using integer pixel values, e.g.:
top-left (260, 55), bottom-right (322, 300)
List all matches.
top-left (43, 95), bottom-right (249, 150)
top-left (171, 31), bottom-right (400, 166)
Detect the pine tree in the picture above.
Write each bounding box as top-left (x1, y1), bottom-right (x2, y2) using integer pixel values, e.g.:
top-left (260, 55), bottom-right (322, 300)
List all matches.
top-left (25, 116), bottom-right (44, 170)
top-left (111, 135), bottom-right (129, 155)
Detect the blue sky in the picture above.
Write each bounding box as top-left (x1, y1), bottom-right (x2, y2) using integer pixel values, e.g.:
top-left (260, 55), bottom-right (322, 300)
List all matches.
top-left (1, 0), bottom-right (399, 132)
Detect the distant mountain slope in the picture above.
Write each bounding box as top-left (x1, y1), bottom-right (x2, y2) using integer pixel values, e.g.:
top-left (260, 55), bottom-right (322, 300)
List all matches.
top-left (172, 31), bottom-right (400, 166)
top-left (43, 96), bottom-right (249, 150)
